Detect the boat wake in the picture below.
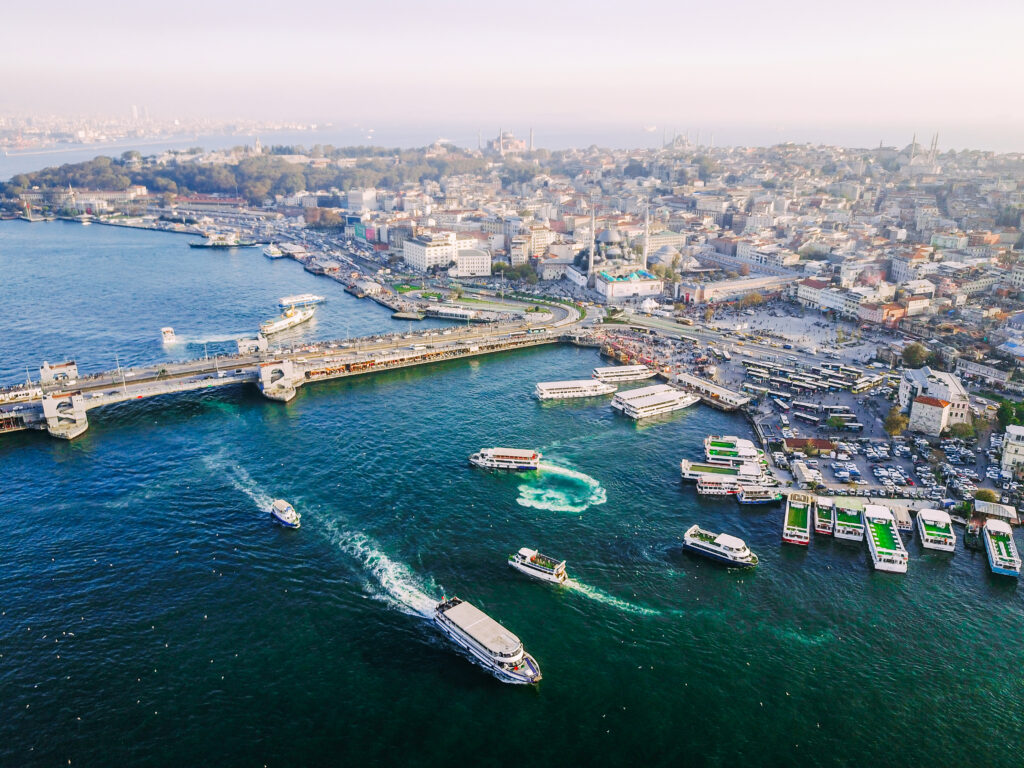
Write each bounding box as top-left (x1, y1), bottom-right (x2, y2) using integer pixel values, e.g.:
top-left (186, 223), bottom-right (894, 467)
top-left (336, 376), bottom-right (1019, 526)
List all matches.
top-left (317, 517), bottom-right (438, 617)
top-left (208, 456), bottom-right (276, 514)
top-left (174, 333), bottom-right (248, 345)
top-left (516, 462), bottom-right (607, 514)
top-left (565, 579), bottom-right (661, 616)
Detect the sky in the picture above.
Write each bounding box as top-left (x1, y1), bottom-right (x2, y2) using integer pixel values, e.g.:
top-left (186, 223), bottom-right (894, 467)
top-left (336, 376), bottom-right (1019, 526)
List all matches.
top-left (3, 0), bottom-right (1023, 150)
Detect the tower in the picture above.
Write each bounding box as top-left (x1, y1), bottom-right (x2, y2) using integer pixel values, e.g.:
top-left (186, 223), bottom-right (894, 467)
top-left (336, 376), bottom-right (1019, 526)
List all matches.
top-left (529, 127), bottom-right (534, 152)
top-left (587, 196), bottom-right (597, 289)
top-left (642, 198), bottom-right (650, 271)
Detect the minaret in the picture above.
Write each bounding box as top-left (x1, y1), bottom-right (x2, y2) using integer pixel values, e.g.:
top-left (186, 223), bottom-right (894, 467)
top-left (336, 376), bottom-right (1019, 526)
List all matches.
top-left (909, 133), bottom-right (917, 163)
top-left (529, 127), bottom-right (534, 152)
top-left (587, 197), bottom-right (596, 289)
top-left (642, 198), bottom-right (650, 270)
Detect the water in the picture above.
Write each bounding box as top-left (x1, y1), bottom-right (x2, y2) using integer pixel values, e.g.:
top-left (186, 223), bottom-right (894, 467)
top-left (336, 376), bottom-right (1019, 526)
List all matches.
top-left (3, 222), bottom-right (1024, 767)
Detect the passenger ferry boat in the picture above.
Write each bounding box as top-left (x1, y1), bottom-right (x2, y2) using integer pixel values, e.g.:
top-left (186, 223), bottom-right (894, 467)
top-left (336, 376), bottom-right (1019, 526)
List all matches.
top-left (814, 497), bottom-right (835, 535)
top-left (782, 492), bottom-right (813, 545)
top-left (260, 306), bottom-right (315, 335)
top-left (863, 505), bottom-right (908, 573)
top-left (433, 597), bottom-right (542, 684)
top-left (188, 232), bottom-right (257, 248)
top-left (833, 497), bottom-right (866, 542)
top-left (683, 524), bottom-right (758, 568)
top-left (160, 327), bottom-right (176, 344)
top-left (534, 379), bottom-right (617, 400)
top-left (278, 293), bottom-right (326, 309)
top-left (469, 448), bottom-right (541, 471)
top-left (611, 384), bottom-right (700, 420)
top-left (270, 499), bottom-right (301, 529)
top-left (916, 508), bottom-right (956, 552)
top-left (736, 485), bottom-right (782, 504)
top-left (680, 460), bottom-right (771, 487)
top-left (696, 475), bottom-right (740, 496)
top-left (592, 364), bottom-right (656, 383)
top-left (983, 519), bottom-right (1021, 577)
top-left (263, 244), bottom-right (286, 258)
top-left (703, 435), bottom-right (766, 467)
top-left (508, 548), bottom-right (569, 584)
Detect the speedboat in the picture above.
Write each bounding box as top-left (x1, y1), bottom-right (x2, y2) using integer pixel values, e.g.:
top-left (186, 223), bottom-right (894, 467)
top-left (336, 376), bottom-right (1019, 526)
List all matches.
top-left (271, 499), bottom-right (301, 529)
top-left (683, 524), bottom-right (758, 567)
top-left (508, 548), bottom-right (569, 584)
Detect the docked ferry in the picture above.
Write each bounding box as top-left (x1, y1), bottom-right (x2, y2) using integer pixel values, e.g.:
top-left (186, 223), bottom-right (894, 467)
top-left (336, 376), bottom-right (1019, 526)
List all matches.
top-left (736, 485), bottom-right (783, 504)
top-left (681, 460), bottom-right (773, 488)
top-left (469, 448), bottom-right (541, 471)
top-left (592, 364), bottom-right (656, 383)
top-left (863, 505), bottom-right (908, 573)
top-left (916, 508), bottom-right (956, 552)
top-left (814, 497), bottom-right (835, 535)
top-left (263, 243), bottom-right (287, 258)
top-left (508, 548), bottom-right (569, 584)
top-left (782, 492), bottom-right (813, 545)
top-left (833, 497), bottom-right (866, 542)
top-left (433, 597), bottom-right (542, 684)
top-left (983, 519), bottom-right (1021, 577)
top-left (189, 232), bottom-right (257, 248)
top-left (611, 384), bottom-right (700, 420)
top-left (696, 475), bottom-right (740, 496)
top-left (270, 499), bottom-right (301, 529)
top-left (683, 524), bottom-right (758, 568)
top-left (278, 293), bottom-right (326, 309)
top-left (260, 306), bottom-right (315, 335)
top-left (703, 435), bottom-right (766, 468)
top-left (534, 379), bottom-right (617, 400)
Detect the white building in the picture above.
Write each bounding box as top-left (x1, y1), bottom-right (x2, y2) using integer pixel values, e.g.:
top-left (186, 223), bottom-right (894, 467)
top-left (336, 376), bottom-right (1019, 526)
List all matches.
top-left (448, 249), bottom-right (492, 278)
top-left (402, 232), bottom-right (457, 272)
top-left (907, 395), bottom-right (950, 436)
top-left (1001, 425), bottom-right (1024, 475)
top-left (594, 269), bottom-right (664, 303)
top-left (898, 367), bottom-right (970, 425)
top-left (347, 188), bottom-right (378, 211)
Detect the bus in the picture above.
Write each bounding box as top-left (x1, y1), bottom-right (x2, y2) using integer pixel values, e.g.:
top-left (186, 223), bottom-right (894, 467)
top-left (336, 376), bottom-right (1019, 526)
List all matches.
top-left (793, 411), bottom-right (821, 426)
top-left (826, 379), bottom-right (848, 391)
top-left (840, 422), bottom-right (864, 432)
top-left (747, 367), bottom-right (770, 383)
top-left (822, 404), bottom-right (854, 415)
top-left (792, 401), bottom-right (822, 413)
top-left (772, 397), bottom-right (791, 411)
top-left (780, 414), bottom-right (790, 426)
top-left (742, 383), bottom-right (769, 396)
top-left (767, 390), bottom-right (792, 401)
top-left (828, 412), bottom-right (859, 423)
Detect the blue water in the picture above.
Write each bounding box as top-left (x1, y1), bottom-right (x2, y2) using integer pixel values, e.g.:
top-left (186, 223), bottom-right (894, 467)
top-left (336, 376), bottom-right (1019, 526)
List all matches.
top-left (3, 222), bottom-right (1024, 767)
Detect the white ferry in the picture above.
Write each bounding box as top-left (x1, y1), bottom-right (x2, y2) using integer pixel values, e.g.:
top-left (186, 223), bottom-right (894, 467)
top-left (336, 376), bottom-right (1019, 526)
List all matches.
top-left (611, 384), bottom-right (700, 420)
top-left (782, 492), bottom-right (813, 546)
top-left (833, 498), bottom-right (866, 542)
top-left (161, 327), bottom-right (176, 344)
top-left (433, 597), bottom-right (542, 684)
top-left (592, 364), bottom-right (656, 383)
top-left (278, 293), bottom-right (326, 309)
top-left (863, 505), bottom-right (908, 573)
top-left (983, 519), bottom-right (1021, 577)
top-left (680, 460), bottom-right (772, 487)
top-left (683, 524), bottom-right (758, 568)
top-left (534, 379), bottom-right (617, 400)
top-left (508, 548), bottom-right (568, 584)
top-left (814, 497), bottom-right (835, 535)
top-left (696, 475), bottom-right (740, 496)
top-left (736, 485), bottom-right (783, 504)
top-left (263, 244), bottom-right (286, 258)
top-left (260, 306), bottom-right (315, 335)
top-left (270, 499), bottom-right (301, 529)
top-left (188, 232), bottom-right (257, 248)
top-left (469, 448), bottom-right (541, 471)
top-left (916, 508), bottom-right (956, 552)
top-left (703, 435), bottom-right (765, 467)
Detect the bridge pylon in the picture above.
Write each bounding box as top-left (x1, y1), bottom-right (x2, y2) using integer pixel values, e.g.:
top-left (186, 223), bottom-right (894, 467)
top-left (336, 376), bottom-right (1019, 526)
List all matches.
top-left (41, 391), bottom-right (89, 439)
top-left (258, 360), bottom-right (300, 403)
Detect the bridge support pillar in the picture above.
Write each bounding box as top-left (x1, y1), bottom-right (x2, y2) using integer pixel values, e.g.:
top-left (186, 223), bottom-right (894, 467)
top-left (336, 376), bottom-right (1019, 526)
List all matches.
top-left (258, 360), bottom-right (300, 403)
top-left (41, 392), bottom-right (89, 440)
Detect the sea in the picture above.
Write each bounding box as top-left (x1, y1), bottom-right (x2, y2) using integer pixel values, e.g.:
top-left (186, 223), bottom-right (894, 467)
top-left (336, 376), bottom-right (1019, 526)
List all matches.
top-left (2, 221), bottom-right (1023, 767)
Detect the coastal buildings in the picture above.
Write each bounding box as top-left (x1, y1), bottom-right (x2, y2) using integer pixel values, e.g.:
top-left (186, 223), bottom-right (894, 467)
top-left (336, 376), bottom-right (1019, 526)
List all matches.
top-left (898, 367), bottom-right (970, 426)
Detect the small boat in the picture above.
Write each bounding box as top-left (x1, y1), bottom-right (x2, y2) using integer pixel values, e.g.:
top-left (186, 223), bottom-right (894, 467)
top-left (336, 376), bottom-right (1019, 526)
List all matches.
top-left (270, 499), bottom-right (301, 529)
top-left (508, 548), bottom-right (569, 584)
top-left (469, 448), bottom-right (541, 471)
top-left (278, 293), bottom-right (326, 309)
top-left (683, 524), bottom-right (758, 567)
top-left (161, 327), bottom-right (176, 344)
top-left (433, 597), bottom-right (542, 684)
top-left (983, 519), bottom-right (1021, 577)
top-left (736, 485), bottom-right (783, 504)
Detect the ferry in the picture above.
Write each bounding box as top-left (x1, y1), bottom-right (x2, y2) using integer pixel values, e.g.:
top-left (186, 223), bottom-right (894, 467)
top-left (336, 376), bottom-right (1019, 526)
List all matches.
top-left (534, 379), bottom-right (617, 400)
top-left (863, 505), bottom-right (908, 573)
top-left (983, 519), bottom-right (1021, 577)
top-left (188, 232), bottom-right (257, 249)
top-left (696, 475), bottom-right (740, 496)
top-left (683, 524), bottom-right (758, 568)
top-left (270, 499), bottom-right (300, 529)
top-left (916, 508), bottom-right (956, 552)
top-left (469, 448), bottom-right (541, 471)
top-left (736, 485), bottom-right (783, 504)
top-left (703, 435), bottom-right (765, 467)
top-left (278, 293), bottom-right (326, 309)
top-left (260, 306), bottom-right (315, 335)
top-left (161, 327), bottom-right (176, 344)
top-left (680, 459), bottom-right (774, 488)
top-left (833, 497), bottom-right (866, 542)
top-left (611, 384), bottom-right (700, 420)
top-left (592, 364), bottom-right (656, 383)
top-left (782, 492), bottom-right (813, 545)
top-left (508, 548), bottom-right (569, 584)
top-left (263, 244), bottom-right (287, 258)
top-left (814, 497), bottom-right (835, 535)
top-left (433, 597), bottom-right (542, 684)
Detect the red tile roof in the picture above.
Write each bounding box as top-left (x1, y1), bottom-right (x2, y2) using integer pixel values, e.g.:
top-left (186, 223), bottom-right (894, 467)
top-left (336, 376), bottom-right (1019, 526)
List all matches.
top-left (914, 395), bottom-right (950, 408)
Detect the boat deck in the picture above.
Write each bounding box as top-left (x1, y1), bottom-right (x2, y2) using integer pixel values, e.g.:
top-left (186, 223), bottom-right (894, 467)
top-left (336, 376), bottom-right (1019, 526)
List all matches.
top-left (989, 531), bottom-right (1017, 563)
top-left (868, 520), bottom-right (898, 551)
top-left (786, 502), bottom-right (809, 529)
top-left (922, 521), bottom-right (954, 540)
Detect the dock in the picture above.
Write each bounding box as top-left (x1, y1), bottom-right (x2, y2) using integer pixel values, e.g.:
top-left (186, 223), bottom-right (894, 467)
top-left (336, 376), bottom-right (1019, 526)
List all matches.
top-left (672, 372), bottom-right (751, 411)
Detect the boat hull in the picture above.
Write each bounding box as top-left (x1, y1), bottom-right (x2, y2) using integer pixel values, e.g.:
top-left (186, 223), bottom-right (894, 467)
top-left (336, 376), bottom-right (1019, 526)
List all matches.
top-left (984, 538), bottom-right (1021, 577)
top-left (508, 560), bottom-right (567, 584)
top-left (683, 540), bottom-right (757, 568)
top-left (468, 457), bottom-right (538, 471)
top-left (271, 511), bottom-right (300, 529)
top-left (433, 619), bottom-right (541, 684)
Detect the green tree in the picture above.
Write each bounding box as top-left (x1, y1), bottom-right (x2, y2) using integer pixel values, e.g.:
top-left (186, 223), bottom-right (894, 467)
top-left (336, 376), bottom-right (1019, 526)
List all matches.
top-left (826, 415), bottom-right (847, 430)
top-left (884, 407), bottom-right (909, 436)
top-left (949, 421), bottom-right (975, 439)
top-left (974, 489), bottom-right (999, 503)
top-left (997, 401), bottom-right (1016, 429)
top-left (902, 343), bottom-right (929, 368)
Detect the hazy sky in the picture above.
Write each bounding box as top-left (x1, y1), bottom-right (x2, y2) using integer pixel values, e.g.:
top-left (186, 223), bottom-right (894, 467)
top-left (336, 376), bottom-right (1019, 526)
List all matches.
top-left (4, 0), bottom-right (1023, 147)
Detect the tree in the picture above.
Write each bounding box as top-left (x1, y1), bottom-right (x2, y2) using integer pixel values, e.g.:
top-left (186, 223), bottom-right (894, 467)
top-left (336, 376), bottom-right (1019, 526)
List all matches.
top-left (826, 415), bottom-right (847, 430)
top-left (738, 263), bottom-right (751, 276)
top-left (902, 342), bottom-right (928, 368)
top-left (703, 307), bottom-right (715, 323)
top-left (949, 421), bottom-right (975, 439)
top-left (884, 406), bottom-right (909, 436)
top-left (974, 489), bottom-right (999, 503)
top-left (997, 401), bottom-right (1016, 429)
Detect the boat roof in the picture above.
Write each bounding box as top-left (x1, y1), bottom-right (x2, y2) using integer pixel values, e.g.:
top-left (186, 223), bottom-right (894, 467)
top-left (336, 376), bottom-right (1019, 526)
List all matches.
top-left (536, 379), bottom-right (609, 389)
top-left (613, 384), bottom-right (675, 401)
top-left (517, 547), bottom-right (538, 557)
top-left (594, 364), bottom-right (650, 373)
top-left (918, 508), bottom-right (951, 524)
top-left (985, 518), bottom-right (1013, 534)
top-left (864, 504), bottom-right (894, 520)
top-left (443, 601), bottom-right (521, 656)
top-left (715, 533), bottom-right (747, 549)
top-left (484, 448), bottom-right (538, 458)
top-left (272, 499), bottom-right (292, 511)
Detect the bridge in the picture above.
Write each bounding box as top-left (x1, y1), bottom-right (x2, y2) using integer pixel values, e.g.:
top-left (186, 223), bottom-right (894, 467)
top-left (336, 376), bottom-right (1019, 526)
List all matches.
top-left (0, 301), bottom-right (588, 440)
